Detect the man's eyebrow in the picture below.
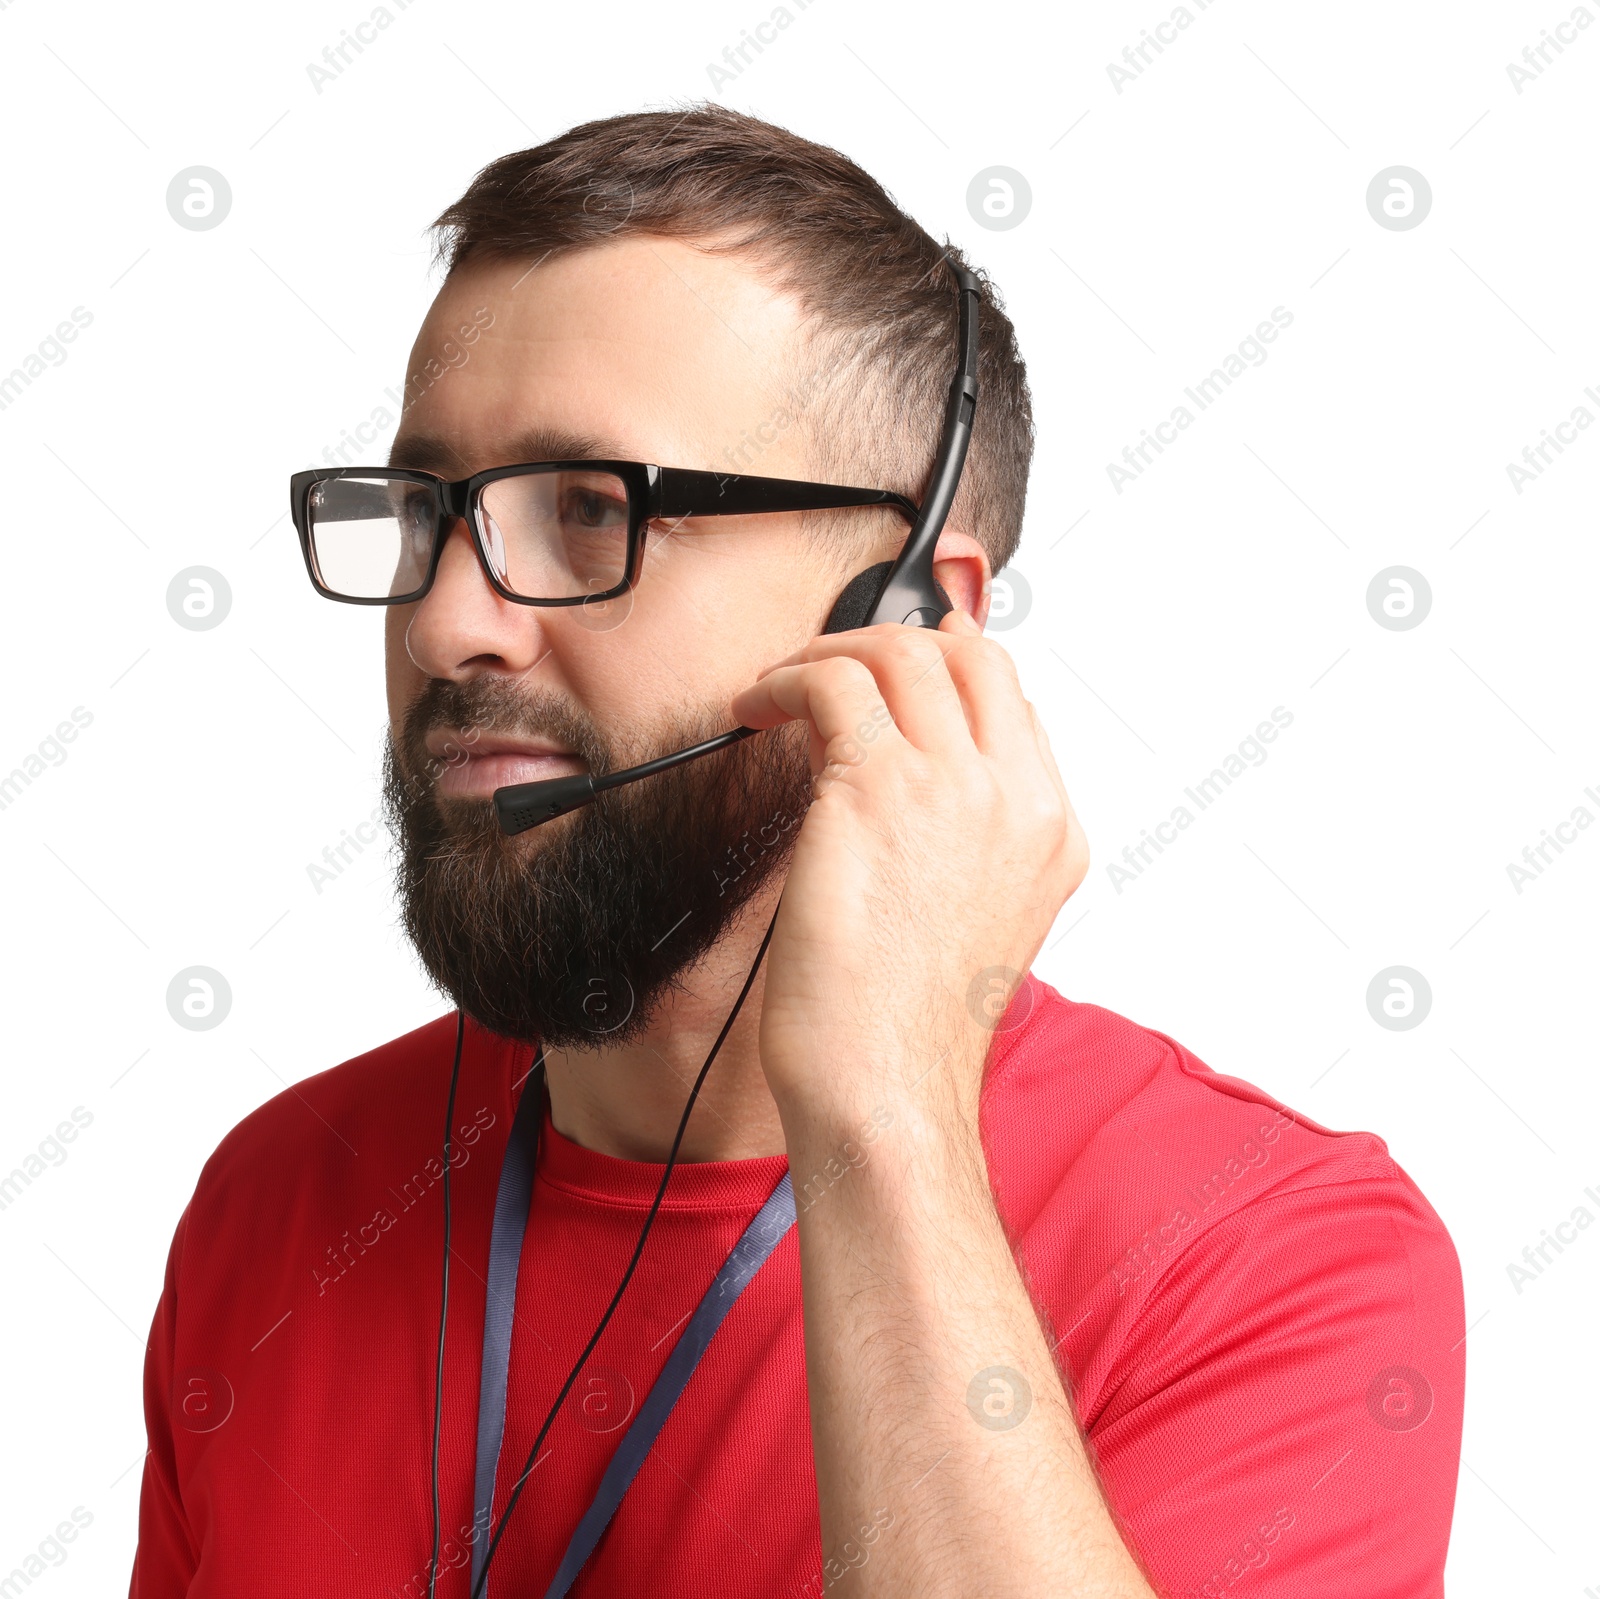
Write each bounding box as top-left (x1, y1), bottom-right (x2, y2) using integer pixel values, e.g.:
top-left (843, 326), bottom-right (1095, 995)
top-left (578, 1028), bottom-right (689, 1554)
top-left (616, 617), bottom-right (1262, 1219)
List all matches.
top-left (387, 428), bottom-right (636, 476)
top-left (386, 433), bottom-right (468, 475)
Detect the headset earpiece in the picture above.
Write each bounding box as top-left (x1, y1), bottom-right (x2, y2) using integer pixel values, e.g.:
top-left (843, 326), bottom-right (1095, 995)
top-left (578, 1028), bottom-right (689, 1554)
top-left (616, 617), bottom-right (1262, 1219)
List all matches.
top-left (822, 563), bottom-right (890, 635)
top-left (822, 561), bottom-right (952, 636)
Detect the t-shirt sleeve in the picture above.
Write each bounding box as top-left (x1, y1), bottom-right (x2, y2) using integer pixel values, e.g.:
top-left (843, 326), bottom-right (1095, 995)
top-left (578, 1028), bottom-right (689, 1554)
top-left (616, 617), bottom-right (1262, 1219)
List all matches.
top-left (1084, 1175), bottom-right (1464, 1599)
top-left (129, 1205), bottom-right (198, 1598)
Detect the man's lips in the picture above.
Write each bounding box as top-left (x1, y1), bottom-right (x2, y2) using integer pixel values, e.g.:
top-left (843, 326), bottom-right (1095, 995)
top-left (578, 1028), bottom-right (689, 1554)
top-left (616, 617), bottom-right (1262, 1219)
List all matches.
top-left (423, 730), bottom-right (585, 800)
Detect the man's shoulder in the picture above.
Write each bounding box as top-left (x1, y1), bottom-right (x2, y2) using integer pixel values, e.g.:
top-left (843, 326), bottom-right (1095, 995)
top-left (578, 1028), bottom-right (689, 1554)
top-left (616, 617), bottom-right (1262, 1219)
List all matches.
top-left (982, 976), bottom-right (1462, 1404)
top-left (186, 1011), bottom-right (510, 1236)
top-left (983, 973), bottom-right (1399, 1213)
top-left (206, 1012), bottom-right (456, 1167)
top-left (981, 974), bottom-right (1457, 1299)
top-left (150, 1014), bottom-right (521, 1388)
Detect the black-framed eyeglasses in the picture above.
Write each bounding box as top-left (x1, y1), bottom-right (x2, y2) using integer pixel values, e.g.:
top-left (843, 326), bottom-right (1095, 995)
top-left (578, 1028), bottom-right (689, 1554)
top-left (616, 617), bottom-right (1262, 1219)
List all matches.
top-left (288, 459), bottom-right (920, 607)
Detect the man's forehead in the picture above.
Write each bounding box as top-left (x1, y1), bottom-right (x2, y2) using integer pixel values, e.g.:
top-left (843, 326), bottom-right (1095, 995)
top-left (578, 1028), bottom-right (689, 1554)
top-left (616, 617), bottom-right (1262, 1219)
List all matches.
top-left (392, 238), bottom-right (814, 477)
top-left (430, 235), bottom-right (803, 339)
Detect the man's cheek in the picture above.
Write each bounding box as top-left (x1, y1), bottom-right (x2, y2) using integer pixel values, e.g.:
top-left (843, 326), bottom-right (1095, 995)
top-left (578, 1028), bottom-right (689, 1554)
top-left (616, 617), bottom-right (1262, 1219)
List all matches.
top-left (385, 607), bottom-right (422, 724)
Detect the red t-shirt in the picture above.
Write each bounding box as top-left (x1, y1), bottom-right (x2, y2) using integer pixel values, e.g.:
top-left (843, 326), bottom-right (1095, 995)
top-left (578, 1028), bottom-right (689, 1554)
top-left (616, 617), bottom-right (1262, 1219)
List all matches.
top-left (130, 976), bottom-right (1463, 1598)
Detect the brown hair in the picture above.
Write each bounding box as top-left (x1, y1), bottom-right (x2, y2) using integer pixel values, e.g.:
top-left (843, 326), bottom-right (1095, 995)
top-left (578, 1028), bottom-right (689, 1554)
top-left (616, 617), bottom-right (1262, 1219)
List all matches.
top-left (428, 103), bottom-right (1033, 574)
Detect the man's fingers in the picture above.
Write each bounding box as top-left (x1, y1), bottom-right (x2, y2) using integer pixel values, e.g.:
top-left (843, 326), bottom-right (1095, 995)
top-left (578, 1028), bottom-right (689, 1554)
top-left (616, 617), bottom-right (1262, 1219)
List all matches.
top-left (731, 655), bottom-right (903, 776)
top-left (932, 609), bottom-right (1040, 761)
top-left (751, 623), bottom-right (975, 756)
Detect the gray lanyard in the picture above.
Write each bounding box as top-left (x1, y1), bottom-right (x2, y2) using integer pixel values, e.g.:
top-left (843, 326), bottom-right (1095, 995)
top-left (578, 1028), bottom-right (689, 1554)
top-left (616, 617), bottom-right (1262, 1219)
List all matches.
top-left (470, 1076), bottom-right (797, 1597)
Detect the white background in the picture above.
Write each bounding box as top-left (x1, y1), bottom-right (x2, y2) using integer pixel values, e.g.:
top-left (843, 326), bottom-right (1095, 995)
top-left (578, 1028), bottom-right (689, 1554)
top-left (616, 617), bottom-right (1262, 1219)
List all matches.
top-left (1, 0), bottom-right (1596, 1591)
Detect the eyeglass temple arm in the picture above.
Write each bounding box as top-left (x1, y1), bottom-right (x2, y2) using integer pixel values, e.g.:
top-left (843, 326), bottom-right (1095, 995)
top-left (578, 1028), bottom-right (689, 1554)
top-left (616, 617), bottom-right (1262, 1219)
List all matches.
top-left (653, 472), bottom-right (916, 522)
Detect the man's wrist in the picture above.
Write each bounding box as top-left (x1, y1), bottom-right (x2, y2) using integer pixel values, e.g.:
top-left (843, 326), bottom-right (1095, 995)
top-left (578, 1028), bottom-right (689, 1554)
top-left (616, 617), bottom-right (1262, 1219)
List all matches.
top-left (772, 1054), bottom-right (993, 1218)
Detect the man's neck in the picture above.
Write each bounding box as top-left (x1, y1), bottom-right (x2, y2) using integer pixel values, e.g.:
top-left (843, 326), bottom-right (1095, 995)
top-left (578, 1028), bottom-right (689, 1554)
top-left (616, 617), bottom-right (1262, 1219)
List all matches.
top-left (539, 878), bottom-right (788, 1164)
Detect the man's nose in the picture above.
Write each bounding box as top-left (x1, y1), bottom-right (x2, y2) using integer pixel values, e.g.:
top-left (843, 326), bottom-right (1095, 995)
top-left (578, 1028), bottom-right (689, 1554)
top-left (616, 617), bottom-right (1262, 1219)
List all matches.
top-left (404, 518), bottom-right (552, 682)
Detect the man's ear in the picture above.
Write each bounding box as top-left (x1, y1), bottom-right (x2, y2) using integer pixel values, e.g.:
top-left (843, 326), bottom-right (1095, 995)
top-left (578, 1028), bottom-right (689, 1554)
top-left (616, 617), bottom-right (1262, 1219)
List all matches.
top-left (931, 530), bottom-right (992, 629)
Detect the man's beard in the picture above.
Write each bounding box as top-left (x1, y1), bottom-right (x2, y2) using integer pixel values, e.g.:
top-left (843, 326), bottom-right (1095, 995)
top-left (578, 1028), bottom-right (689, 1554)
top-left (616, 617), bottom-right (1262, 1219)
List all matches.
top-left (382, 675), bottom-right (814, 1050)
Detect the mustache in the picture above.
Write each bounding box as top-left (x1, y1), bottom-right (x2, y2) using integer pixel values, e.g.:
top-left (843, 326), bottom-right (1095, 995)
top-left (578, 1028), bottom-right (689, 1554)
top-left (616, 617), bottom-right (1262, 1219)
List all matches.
top-left (396, 676), bottom-right (613, 793)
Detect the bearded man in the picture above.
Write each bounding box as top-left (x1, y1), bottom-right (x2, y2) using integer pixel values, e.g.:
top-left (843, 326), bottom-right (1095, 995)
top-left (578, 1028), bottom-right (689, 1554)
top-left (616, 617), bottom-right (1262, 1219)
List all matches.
top-left (130, 105), bottom-right (1463, 1599)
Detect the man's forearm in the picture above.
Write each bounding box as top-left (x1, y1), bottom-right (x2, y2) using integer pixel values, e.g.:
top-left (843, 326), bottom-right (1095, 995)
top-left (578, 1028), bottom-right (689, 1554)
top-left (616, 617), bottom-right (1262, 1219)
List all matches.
top-left (784, 1083), bottom-right (1157, 1599)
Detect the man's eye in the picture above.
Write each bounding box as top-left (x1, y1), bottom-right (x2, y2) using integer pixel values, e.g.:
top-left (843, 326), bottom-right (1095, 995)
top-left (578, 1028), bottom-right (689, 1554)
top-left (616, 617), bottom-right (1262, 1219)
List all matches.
top-left (562, 488), bottom-right (626, 530)
top-left (399, 493), bottom-right (434, 537)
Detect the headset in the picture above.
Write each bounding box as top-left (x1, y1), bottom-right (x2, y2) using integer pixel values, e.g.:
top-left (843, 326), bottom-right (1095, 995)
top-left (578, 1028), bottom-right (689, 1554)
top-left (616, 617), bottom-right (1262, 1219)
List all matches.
top-left (430, 256), bottom-right (982, 1599)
